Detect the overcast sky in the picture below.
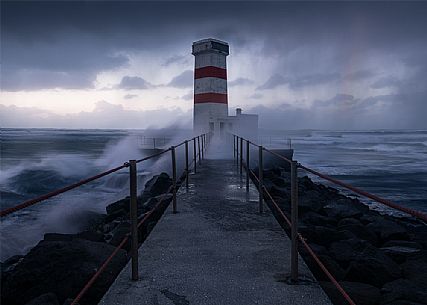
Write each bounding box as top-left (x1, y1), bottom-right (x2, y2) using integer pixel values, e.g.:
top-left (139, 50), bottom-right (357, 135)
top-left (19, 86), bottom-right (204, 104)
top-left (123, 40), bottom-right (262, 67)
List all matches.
top-left (1, 1), bottom-right (426, 129)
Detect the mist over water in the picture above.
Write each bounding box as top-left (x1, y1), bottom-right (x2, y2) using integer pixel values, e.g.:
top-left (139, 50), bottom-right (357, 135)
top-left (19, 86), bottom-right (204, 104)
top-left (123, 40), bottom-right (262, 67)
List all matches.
top-left (0, 128), bottom-right (192, 260)
top-left (1, 128), bottom-right (426, 260)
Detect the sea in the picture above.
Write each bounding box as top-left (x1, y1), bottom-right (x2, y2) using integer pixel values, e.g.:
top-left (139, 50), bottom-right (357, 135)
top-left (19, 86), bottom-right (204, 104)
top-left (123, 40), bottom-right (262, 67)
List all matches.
top-left (1, 128), bottom-right (426, 260)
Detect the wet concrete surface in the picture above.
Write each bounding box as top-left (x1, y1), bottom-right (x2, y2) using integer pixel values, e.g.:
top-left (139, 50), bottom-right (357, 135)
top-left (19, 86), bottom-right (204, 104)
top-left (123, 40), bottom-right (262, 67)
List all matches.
top-left (99, 155), bottom-right (332, 305)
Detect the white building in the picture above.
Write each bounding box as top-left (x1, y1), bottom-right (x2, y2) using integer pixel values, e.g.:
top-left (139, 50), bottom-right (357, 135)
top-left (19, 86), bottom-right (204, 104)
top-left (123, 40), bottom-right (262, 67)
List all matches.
top-left (192, 38), bottom-right (258, 141)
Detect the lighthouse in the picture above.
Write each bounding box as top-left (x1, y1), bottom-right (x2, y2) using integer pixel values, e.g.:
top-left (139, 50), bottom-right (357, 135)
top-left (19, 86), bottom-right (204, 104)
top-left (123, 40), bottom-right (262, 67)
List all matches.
top-left (192, 38), bottom-right (229, 135)
top-left (192, 38), bottom-right (258, 140)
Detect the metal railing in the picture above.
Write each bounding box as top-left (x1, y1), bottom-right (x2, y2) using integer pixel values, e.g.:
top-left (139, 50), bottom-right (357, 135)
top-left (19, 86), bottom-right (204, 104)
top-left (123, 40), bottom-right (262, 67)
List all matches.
top-left (232, 133), bottom-right (427, 305)
top-left (0, 132), bottom-right (211, 305)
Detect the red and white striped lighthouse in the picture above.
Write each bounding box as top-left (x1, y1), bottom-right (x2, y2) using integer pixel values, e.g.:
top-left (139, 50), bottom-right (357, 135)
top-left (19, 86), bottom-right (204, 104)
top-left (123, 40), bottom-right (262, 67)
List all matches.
top-left (192, 38), bottom-right (229, 134)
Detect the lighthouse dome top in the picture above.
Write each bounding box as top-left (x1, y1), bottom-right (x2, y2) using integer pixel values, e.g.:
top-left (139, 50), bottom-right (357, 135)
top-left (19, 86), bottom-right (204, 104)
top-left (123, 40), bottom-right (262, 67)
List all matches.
top-left (192, 38), bottom-right (229, 56)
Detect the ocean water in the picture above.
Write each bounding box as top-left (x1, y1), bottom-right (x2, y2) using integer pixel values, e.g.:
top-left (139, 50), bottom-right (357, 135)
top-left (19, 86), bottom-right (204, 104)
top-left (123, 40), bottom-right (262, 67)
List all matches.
top-left (0, 128), bottom-right (190, 260)
top-left (1, 128), bottom-right (426, 260)
top-left (259, 129), bottom-right (427, 214)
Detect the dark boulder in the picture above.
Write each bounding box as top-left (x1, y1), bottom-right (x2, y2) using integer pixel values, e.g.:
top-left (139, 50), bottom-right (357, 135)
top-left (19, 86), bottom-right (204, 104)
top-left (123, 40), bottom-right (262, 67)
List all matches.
top-left (107, 221), bottom-right (130, 247)
top-left (382, 240), bottom-right (422, 249)
top-left (317, 255), bottom-right (346, 280)
top-left (328, 239), bottom-right (369, 266)
top-left (380, 246), bottom-right (421, 264)
top-left (400, 254), bottom-right (427, 289)
top-left (141, 173), bottom-right (172, 199)
top-left (381, 278), bottom-right (427, 305)
top-left (1, 239), bottom-right (127, 305)
top-left (299, 226), bottom-right (355, 247)
top-left (75, 231), bottom-right (105, 243)
top-left (366, 219), bottom-right (409, 241)
top-left (43, 231), bottom-right (105, 243)
top-left (24, 293), bottom-right (59, 305)
top-left (106, 197), bottom-right (129, 215)
top-left (339, 224), bottom-right (379, 245)
top-left (2, 255), bottom-right (24, 273)
top-left (345, 246), bottom-right (401, 287)
top-left (298, 194), bottom-right (325, 214)
top-left (104, 207), bottom-right (127, 223)
top-left (300, 212), bottom-right (336, 226)
top-left (320, 281), bottom-right (381, 305)
top-left (323, 198), bottom-right (369, 219)
top-left (43, 233), bottom-right (74, 242)
top-left (337, 218), bottom-right (362, 227)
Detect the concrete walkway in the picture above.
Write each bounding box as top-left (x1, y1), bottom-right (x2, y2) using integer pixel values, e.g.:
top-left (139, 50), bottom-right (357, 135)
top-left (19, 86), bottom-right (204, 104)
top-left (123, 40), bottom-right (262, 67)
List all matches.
top-left (99, 156), bottom-right (332, 305)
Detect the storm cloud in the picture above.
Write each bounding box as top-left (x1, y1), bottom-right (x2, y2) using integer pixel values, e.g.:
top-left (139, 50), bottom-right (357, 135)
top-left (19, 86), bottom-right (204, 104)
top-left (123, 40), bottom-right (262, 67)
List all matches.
top-left (1, 1), bottom-right (426, 129)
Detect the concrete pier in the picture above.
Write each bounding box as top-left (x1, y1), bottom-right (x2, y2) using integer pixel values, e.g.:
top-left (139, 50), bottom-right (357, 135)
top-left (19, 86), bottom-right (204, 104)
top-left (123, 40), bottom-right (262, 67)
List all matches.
top-left (99, 157), bottom-right (332, 305)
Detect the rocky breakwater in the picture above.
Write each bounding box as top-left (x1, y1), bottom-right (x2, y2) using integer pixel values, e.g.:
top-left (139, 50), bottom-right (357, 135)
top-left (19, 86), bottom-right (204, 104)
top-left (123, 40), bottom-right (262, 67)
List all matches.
top-left (1, 173), bottom-right (173, 305)
top-left (256, 168), bottom-right (427, 305)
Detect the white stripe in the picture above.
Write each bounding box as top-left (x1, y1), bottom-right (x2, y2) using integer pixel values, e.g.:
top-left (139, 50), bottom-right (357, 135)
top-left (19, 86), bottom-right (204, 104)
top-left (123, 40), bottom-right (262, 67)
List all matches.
top-left (194, 77), bottom-right (228, 94)
top-left (195, 53), bottom-right (227, 69)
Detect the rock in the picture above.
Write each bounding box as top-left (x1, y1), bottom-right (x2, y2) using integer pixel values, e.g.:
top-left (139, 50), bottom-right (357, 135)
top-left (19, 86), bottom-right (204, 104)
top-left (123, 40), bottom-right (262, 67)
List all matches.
top-left (104, 208), bottom-right (127, 223)
top-left (108, 221), bottom-right (130, 247)
top-left (299, 226), bottom-right (355, 247)
top-left (328, 239), bottom-right (369, 266)
top-left (141, 173), bottom-right (172, 199)
top-left (360, 213), bottom-right (382, 225)
top-left (345, 246), bottom-right (401, 287)
top-left (380, 246), bottom-right (421, 263)
top-left (300, 212), bottom-right (335, 226)
top-left (2, 255), bottom-right (24, 273)
top-left (323, 198), bottom-right (369, 219)
top-left (44, 233), bottom-right (74, 242)
top-left (308, 243), bottom-right (328, 256)
top-left (24, 293), bottom-right (59, 305)
top-left (320, 281), bottom-right (381, 305)
top-left (318, 255), bottom-right (346, 280)
top-left (400, 254), bottom-right (427, 289)
top-left (75, 231), bottom-right (105, 243)
top-left (338, 218), bottom-right (362, 227)
top-left (382, 240), bottom-right (422, 249)
top-left (366, 219), bottom-right (409, 241)
top-left (339, 224), bottom-right (379, 245)
top-left (381, 278), bottom-right (427, 304)
top-left (106, 197), bottom-right (129, 215)
top-left (44, 232), bottom-right (104, 243)
top-left (298, 195), bottom-right (325, 214)
top-left (1, 239), bottom-right (127, 305)
top-left (384, 301), bottom-right (425, 305)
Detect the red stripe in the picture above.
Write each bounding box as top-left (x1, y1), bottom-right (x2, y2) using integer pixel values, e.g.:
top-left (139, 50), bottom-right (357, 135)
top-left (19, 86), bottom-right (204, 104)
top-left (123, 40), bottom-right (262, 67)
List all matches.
top-left (194, 93), bottom-right (228, 104)
top-left (195, 66), bottom-right (227, 80)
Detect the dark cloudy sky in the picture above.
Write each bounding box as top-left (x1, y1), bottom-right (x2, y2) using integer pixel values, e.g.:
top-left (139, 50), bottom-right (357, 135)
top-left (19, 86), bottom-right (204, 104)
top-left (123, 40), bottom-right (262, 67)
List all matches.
top-left (1, 1), bottom-right (426, 129)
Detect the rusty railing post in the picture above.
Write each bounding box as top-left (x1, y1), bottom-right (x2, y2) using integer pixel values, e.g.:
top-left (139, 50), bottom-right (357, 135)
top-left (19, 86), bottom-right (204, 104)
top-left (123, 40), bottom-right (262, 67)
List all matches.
top-left (236, 136), bottom-right (239, 164)
top-left (233, 135), bottom-right (236, 159)
top-left (240, 137), bottom-right (243, 176)
top-left (258, 146), bottom-right (263, 213)
top-left (171, 146), bottom-right (177, 213)
top-left (198, 136), bottom-right (201, 165)
top-left (129, 160), bottom-right (138, 281)
top-left (201, 134), bottom-right (204, 160)
top-left (291, 160), bottom-right (299, 282)
top-left (193, 137), bottom-right (197, 174)
top-left (246, 140), bottom-right (250, 191)
top-left (185, 140), bottom-right (189, 189)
